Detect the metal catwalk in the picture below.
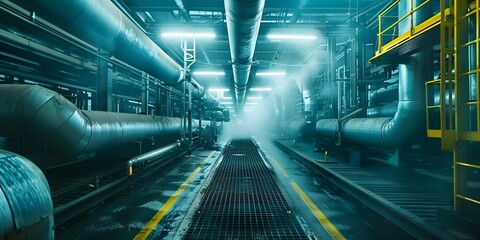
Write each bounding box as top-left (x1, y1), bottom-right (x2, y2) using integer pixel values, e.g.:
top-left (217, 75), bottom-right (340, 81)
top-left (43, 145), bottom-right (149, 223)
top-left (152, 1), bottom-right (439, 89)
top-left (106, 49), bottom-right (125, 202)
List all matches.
top-left (184, 139), bottom-right (308, 239)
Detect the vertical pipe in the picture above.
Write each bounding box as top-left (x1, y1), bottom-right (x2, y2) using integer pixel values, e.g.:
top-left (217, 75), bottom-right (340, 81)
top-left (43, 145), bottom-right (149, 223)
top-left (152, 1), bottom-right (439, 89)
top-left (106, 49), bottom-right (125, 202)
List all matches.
top-left (350, 35), bottom-right (358, 109)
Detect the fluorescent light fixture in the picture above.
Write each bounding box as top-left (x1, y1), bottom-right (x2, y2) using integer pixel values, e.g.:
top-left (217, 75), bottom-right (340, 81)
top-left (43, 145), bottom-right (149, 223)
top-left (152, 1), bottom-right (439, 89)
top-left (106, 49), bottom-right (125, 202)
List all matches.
top-left (247, 96), bottom-right (263, 100)
top-left (128, 100), bottom-right (141, 104)
top-left (222, 96), bottom-right (232, 99)
top-left (244, 106), bottom-right (254, 109)
top-left (193, 71), bottom-right (225, 76)
top-left (161, 32), bottom-right (216, 38)
top-left (245, 102), bottom-right (258, 105)
top-left (208, 88), bottom-right (229, 92)
top-left (256, 71), bottom-right (286, 76)
top-left (220, 102), bottom-right (233, 105)
top-left (250, 87), bottom-right (272, 91)
top-left (267, 34), bottom-right (317, 40)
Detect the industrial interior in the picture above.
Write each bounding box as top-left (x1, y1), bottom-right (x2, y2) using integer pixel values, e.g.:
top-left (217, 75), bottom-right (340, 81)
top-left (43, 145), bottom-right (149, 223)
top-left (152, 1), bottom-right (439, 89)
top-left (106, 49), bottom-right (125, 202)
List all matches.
top-left (1, 0), bottom-right (480, 239)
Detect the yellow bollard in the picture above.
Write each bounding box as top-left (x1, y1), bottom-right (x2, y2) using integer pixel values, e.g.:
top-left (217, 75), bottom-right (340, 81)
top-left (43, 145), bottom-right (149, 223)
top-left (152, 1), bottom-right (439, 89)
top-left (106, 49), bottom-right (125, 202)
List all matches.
top-left (324, 149), bottom-right (328, 161)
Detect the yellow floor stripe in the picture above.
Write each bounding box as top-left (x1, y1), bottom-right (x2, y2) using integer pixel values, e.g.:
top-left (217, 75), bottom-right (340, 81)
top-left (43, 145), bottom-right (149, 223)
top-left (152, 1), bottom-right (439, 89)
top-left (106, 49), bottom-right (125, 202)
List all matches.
top-left (269, 157), bottom-right (289, 177)
top-left (133, 151), bottom-right (215, 240)
top-left (291, 182), bottom-right (346, 240)
top-left (270, 154), bottom-right (345, 240)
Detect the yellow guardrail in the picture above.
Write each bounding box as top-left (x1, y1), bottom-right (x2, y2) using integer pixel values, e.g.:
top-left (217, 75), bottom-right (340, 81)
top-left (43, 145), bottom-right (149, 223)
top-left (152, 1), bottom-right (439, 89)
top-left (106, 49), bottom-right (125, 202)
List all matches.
top-left (375, 0), bottom-right (444, 58)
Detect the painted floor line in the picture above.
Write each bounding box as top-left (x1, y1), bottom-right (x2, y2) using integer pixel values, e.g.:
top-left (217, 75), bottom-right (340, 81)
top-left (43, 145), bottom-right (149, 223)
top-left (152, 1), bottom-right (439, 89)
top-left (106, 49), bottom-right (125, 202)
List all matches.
top-left (133, 151), bottom-right (215, 240)
top-left (270, 156), bottom-right (346, 240)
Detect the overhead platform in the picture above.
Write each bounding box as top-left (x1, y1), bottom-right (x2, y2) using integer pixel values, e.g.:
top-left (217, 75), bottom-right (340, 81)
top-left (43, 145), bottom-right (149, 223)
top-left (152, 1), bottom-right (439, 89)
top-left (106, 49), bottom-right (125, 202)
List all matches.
top-left (369, 2), bottom-right (448, 64)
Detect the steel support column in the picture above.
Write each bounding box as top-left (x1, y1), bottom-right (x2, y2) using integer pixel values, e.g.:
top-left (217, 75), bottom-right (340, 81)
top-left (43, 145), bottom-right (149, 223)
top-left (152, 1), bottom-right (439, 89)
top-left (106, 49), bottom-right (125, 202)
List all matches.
top-left (141, 72), bottom-right (149, 114)
top-left (96, 48), bottom-right (112, 111)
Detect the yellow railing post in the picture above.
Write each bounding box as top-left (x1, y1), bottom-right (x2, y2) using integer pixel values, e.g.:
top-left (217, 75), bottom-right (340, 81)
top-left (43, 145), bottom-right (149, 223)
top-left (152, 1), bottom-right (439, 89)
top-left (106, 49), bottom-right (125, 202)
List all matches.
top-left (378, 15), bottom-right (382, 53)
top-left (410, 0), bottom-right (414, 35)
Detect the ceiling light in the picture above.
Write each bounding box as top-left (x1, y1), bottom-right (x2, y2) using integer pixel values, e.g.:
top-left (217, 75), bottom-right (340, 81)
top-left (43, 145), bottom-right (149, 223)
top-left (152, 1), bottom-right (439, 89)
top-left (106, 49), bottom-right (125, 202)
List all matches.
top-left (161, 32), bottom-right (216, 38)
top-left (220, 102), bottom-right (233, 105)
top-left (193, 71), bottom-right (225, 76)
top-left (267, 34), bottom-right (317, 40)
top-left (256, 71), bottom-right (286, 76)
top-left (245, 102), bottom-right (258, 105)
top-left (208, 88), bottom-right (229, 92)
top-left (222, 96), bottom-right (232, 99)
top-left (247, 96), bottom-right (263, 100)
top-left (244, 106), bottom-right (254, 109)
top-left (250, 87), bottom-right (272, 91)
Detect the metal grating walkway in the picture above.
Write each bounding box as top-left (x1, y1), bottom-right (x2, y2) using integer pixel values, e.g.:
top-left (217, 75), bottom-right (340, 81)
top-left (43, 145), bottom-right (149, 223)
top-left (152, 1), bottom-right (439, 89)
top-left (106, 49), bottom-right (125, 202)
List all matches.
top-left (184, 139), bottom-right (308, 239)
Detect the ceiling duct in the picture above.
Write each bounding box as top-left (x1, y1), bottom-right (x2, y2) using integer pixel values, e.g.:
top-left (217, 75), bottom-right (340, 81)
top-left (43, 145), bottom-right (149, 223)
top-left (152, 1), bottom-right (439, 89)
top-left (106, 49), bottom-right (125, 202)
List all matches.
top-left (225, 0), bottom-right (265, 109)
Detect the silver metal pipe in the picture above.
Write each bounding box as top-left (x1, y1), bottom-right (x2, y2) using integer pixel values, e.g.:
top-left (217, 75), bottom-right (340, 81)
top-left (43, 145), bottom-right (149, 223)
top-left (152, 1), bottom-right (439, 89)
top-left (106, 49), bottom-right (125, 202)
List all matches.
top-left (128, 142), bottom-right (181, 175)
top-left (289, 0), bottom-right (309, 23)
top-left (175, 0), bottom-right (192, 22)
top-left (316, 0), bottom-right (430, 147)
top-left (0, 28), bottom-right (97, 72)
top-left (24, 0), bottom-right (217, 104)
top-left (366, 103), bottom-right (398, 117)
top-left (370, 84), bottom-right (399, 106)
top-left (0, 85), bottom-right (199, 155)
top-left (225, 0), bottom-right (265, 108)
top-left (0, 150), bottom-right (53, 239)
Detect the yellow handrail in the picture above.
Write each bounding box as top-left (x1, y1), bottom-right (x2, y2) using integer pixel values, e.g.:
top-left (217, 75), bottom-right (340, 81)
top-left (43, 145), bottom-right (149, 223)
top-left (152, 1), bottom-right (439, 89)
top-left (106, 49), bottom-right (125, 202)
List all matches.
top-left (377, 0), bottom-right (437, 54)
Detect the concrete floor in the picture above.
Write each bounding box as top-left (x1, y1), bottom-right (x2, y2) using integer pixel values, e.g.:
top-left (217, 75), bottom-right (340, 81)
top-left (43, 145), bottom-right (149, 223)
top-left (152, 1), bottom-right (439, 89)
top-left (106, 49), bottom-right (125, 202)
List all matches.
top-left (56, 146), bottom-right (222, 240)
top-left (255, 137), bottom-right (384, 239)
top-left (55, 138), bottom-right (384, 239)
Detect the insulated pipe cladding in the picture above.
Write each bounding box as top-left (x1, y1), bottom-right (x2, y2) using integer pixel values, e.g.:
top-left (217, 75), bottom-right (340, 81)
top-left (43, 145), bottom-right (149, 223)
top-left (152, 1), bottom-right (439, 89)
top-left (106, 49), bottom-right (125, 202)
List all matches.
top-left (0, 150), bottom-right (54, 240)
top-left (225, 0), bottom-right (265, 107)
top-left (0, 85), bottom-right (199, 156)
top-left (20, 0), bottom-right (216, 104)
top-left (315, 0), bottom-right (431, 148)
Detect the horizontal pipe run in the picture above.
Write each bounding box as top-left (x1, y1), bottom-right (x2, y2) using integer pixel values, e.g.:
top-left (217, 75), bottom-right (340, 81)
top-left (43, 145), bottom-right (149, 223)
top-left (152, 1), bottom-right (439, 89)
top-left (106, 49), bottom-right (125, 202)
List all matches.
top-left (0, 28), bottom-right (97, 71)
top-left (128, 142), bottom-right (181, 176)
top-left (21, 0), bottom-right (218, 105)
top-left (0, 84), bottom-right (198, 156)
top-left (225, 0), bottom-right (265, 107)
top-left (366, 103), bottom-right (398, 117)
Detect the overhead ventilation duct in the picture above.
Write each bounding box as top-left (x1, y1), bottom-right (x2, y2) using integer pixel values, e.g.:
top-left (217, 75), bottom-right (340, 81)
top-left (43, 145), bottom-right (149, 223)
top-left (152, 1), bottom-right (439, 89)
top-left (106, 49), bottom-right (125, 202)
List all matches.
top-left (0, 85), bottom-right (199, 156)
top-left (315, 0), bottom-right (431, 147)
top-left (225, 0), bottom-right (265, 108)
top-left (21, 0), bottom-right (217, 105)
top-left (0, 150), bottom-right (54, 240)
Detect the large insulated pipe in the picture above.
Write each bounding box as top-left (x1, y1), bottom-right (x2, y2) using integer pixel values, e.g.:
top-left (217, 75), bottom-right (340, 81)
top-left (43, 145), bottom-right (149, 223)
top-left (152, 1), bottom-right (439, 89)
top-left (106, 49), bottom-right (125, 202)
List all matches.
top-left (0, 150), bottom-right (54, 240)
top-left (21, 0), bottom-right (214, 103)
top-left (225, 0), bottom-right (265, 108)
top-left (370, 84), bottom-right (399, 106)
top-left (316, 0), bottom-right (430, 147)
top-left (0, 85), bottom-right (198, 156)
top-left (366, 103), bottom-right (398, 117)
